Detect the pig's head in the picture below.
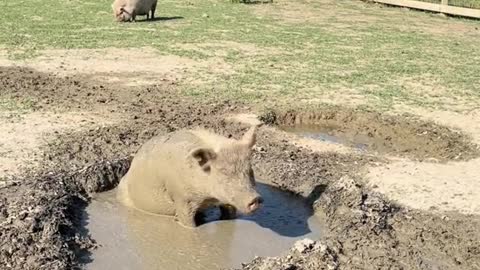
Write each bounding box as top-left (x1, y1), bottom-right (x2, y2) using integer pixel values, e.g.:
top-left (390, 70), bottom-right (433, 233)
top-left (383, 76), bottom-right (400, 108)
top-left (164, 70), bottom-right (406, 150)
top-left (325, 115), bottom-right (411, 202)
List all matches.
top-left (189, 126), bottom-right (263, 216)
top-left (112, 1), bottom-right (133, 22)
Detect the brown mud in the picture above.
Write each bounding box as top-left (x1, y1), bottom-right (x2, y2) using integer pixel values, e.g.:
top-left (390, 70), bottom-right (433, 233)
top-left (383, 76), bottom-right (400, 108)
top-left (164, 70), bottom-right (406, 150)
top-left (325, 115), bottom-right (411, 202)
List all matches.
top-left (84, 182), bottom-right (325, 270)
top-left (260, 109), bottom-right (479, 162)
top-left (1, 67), bottom-right (480, 270)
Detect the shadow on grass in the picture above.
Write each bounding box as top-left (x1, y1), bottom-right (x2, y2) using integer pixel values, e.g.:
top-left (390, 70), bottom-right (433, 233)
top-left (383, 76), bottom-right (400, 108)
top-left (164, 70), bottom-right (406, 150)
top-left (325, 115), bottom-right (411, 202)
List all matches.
top-left (233, 0), bottom-right (273, 4)
top-left (134, 16), bottom-right (184, 23)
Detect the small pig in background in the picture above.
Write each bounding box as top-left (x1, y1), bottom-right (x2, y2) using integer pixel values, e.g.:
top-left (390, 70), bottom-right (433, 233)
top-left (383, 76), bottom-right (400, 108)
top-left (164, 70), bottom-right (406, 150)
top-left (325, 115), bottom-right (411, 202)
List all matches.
top-left (112, 0), bottom-right (158, 22)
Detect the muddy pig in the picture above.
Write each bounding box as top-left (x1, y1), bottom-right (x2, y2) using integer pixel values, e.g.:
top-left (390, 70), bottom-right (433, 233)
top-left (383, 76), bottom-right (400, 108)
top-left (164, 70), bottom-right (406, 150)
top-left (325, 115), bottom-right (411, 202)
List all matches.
top-left (117, 125), bottom-right (263, 228)
top-left (112, 0), bottom-right (158, 22)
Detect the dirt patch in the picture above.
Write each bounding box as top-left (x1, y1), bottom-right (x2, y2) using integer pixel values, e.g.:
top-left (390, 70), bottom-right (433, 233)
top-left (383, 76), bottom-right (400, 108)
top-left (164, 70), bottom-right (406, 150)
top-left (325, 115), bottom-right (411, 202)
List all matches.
top-left (0, 111), bottom-right (117, 178)
top-left (401, 107), bottom-right (480, 145)
top-left (260, 108), bottom-right (479, 162)
top-left (0, 47), bottom-right (231, 86)
top-left (1, 67), bottom-right (480, 270)
top-left (362, 106), bottom-right (480, 215)
top-left (0, 65), bottom-right (181, 113)
top-left (366, 157), bottom-right (480, 215)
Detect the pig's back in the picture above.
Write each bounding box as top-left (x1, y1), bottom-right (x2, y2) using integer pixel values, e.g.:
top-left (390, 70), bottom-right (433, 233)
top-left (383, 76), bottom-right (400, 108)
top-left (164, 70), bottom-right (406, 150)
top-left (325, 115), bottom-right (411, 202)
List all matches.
top-left (136, 130), bottom-right (205, 158)
top-left (119, 131), bottom-right (196, 215)
top-left (134, 0), bottom-right (157, 15)
top-left (121, 131), bottom-right (205, 195)
top-left (125, 129), bottom-right (216, 187)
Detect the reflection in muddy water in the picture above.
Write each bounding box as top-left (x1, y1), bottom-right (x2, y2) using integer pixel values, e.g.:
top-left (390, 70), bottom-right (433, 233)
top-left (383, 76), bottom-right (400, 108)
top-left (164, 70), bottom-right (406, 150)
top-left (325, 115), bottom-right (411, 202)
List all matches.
top-left (281, 125), bottom-right (369, 151)
top-left (82, 183), bottom-right (324, 270)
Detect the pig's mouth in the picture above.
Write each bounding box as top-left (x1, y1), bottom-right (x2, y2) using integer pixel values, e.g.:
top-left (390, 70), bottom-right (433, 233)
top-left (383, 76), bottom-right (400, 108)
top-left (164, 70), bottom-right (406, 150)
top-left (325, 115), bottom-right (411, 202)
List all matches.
top-left (117, 7), bottom-right (132, 22)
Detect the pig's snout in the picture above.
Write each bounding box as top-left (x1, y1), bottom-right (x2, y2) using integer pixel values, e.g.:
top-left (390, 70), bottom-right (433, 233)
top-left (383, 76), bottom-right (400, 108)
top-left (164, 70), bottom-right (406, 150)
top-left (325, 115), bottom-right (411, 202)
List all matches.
top-left (246, 196), bottom-right (263, 214)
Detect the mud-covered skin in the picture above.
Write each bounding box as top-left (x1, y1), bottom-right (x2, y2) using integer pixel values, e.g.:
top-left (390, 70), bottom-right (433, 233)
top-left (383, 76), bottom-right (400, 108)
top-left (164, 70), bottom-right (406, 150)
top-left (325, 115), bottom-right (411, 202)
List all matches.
top-left (1, 67), bottom-right (480, 269)
top-left (112, 0), bottom-right (158, 22)
top-left (117, 127), bottom-right (263, 227)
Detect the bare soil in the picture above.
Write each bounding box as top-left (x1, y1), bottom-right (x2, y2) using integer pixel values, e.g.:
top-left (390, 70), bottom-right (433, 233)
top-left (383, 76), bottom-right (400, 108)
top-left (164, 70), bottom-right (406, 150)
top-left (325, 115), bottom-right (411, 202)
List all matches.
top-left (0, 48), bottom-right (231, 86)
top-left (0, 111), bottom-right (118, 177)
top-left (1, 67), bottom-right (480, 270)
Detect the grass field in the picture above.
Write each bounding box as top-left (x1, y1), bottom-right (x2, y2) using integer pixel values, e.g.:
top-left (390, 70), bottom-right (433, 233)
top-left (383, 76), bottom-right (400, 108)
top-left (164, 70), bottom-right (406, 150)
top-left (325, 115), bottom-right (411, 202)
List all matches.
top-left (1, 0), bottom-right (479, 111)
top-left (449, 0), bottom-right (480, 8)
top-left (418, 0), bottom-right (480, 9)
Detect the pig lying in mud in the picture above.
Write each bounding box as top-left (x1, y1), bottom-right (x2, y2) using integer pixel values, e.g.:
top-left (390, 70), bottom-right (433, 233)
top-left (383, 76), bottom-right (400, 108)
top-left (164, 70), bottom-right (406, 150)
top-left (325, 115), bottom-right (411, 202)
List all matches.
top-left (117, 126), bottom-right (263, 227)
top-left (112, 0), bottom-right (158, 22)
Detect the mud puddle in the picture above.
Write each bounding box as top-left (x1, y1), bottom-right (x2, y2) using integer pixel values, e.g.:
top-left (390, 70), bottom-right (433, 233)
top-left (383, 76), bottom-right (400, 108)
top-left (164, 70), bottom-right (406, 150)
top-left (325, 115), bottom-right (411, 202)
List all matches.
top-left (261, 109), bottom-right (479, 161)
top-left (280, 125), bottom-right (369, 151)
top-left (4, 67), bottom-right (480, 270)
top-left (82, 183), bottom-right (325, 270)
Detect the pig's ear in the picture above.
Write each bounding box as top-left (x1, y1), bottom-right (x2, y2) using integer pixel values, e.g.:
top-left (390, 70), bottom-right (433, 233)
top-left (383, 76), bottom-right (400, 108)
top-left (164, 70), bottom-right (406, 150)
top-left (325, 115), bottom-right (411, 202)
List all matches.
top-left (190, 148), bottom-right (217, 172)
top-left (241, 125), bottom-right (260, 148)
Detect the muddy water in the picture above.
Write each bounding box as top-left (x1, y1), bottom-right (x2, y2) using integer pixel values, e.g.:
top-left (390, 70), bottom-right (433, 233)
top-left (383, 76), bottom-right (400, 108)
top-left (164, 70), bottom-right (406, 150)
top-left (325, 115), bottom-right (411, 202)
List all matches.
top-left (281, 125), bottom-right (369, 151)
top-left (82, 183), bottom-right (325, 270)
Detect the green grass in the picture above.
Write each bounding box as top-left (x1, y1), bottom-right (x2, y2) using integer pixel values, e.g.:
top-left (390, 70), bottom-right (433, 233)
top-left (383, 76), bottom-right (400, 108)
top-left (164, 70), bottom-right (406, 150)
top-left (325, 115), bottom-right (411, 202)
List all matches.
top-left (0, 97), bottom-right (35, 121)
top-left (0, 98), bottom-right (34, 112)
top-left (450, 0), bottom-right (480, 8)
top-left (418, 0), bottom-right (480, 9)
top-left (1, 0), bottom-right (480, 111)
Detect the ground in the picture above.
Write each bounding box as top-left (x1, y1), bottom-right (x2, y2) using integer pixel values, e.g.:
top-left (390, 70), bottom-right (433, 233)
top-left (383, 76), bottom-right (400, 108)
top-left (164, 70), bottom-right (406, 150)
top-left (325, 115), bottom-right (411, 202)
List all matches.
top-left (1, 0), bottom-right (480, 269)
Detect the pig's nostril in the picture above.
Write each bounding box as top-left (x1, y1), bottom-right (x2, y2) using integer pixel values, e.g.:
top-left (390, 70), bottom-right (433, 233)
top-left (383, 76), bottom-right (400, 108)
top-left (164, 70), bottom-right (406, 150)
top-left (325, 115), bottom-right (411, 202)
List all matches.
top-left (248, 196), bottom-right (263, 210)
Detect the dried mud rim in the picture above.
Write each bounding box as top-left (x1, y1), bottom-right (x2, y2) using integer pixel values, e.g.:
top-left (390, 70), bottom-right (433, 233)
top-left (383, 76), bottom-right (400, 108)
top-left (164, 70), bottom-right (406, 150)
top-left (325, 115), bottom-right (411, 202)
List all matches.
top-left (0, 158), bottom-right (131, 270)
top-left (259, 108), bottom-right (480, 162)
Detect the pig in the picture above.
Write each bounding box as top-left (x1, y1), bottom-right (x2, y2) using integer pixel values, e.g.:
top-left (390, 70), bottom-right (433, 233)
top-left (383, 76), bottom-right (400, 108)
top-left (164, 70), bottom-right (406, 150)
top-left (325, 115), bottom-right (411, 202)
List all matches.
top-left (117, 125), bottom-right (263, 228)
top-left (112, 0), bottom-right (158, 22)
